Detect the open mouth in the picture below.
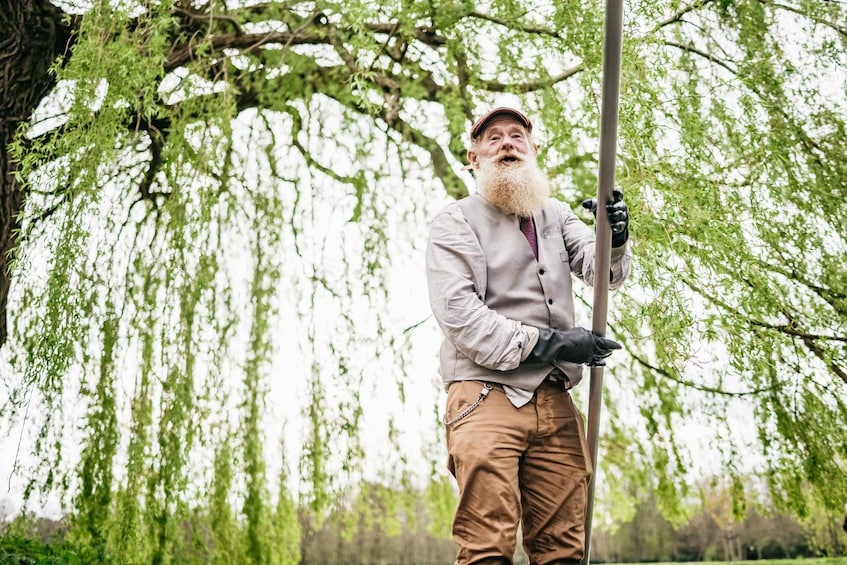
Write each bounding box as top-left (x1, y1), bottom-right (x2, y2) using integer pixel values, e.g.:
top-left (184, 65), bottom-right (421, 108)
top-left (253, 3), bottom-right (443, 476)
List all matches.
top-left (500, 155), bottom-right (521, 164)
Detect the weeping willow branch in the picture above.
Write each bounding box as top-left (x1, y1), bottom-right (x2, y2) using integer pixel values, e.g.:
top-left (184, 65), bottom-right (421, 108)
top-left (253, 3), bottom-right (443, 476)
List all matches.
top-left (384, 115), bottom-right (466, 198)
top-left (746, 319), bottom-right (847, 344)
top-left (480, 63), bottom-right (585, 93)
top-left (802, 334), bottom-right (847, 384)
top-left (762, 0), bottom-right (847, 38)
top-left (663, 40), bottom-right (738, 76)
top-left (402, 316), bottom-right (430, 334)
top-left (665, 38), bottom-right (833, 169)
top-left (748, 256), bottom-right (847, 313)
top-left (284, 105), bottom-right (358, 186)
top-left (468, 9), bottom-right (564, 39)
top-left (136, 130), bottom-right (166, 206)
top-left (684, 273), bottom-right (846, 372)
top-left (363, 22), bottom-right (445, 47)
top-left (171, 6), bottom-right (245, 35)
top-left (650, 0), bottom-right (715, 32)
top-left (629, 350), bottom-right (784, 396)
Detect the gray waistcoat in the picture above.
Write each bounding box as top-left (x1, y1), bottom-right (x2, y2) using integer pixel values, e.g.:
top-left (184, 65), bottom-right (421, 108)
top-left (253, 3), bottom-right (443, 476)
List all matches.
top-left (440, 194), bottom-right (585, 390)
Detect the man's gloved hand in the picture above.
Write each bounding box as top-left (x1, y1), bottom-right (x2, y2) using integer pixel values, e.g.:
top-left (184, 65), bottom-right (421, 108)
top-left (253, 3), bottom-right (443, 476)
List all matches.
top-left (526, 327), bottom-right (622, 366)
top-left (581, 188), bottom-right (629, 247)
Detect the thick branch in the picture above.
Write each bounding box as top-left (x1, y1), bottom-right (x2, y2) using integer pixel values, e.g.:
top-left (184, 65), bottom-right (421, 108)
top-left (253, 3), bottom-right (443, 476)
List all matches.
top-left (166, 30), bottom-right (328, 71)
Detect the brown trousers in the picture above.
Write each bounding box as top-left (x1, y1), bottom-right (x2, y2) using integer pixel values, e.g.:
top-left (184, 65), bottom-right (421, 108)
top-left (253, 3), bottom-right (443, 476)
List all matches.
top-left (446, 380), bottom-right (592, 565)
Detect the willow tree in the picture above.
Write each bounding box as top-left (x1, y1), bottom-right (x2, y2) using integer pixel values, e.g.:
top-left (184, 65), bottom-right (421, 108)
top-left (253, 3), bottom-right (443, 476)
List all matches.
top-left (1, 0), bottom-right (846, 562)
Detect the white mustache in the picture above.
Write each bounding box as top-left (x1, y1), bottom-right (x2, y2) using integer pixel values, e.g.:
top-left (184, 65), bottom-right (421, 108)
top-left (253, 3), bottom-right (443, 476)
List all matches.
top-left (482, 153), bottom-right (524, 165)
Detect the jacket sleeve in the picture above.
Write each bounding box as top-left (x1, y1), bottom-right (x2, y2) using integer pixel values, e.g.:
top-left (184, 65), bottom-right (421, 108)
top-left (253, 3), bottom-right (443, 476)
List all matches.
top-left (426, 205), bottom-right (535, 371)
top-left (561, 205), bottom-right (631, 290)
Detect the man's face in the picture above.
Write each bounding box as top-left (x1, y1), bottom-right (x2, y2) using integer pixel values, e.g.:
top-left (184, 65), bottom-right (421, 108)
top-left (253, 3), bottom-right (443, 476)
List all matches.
top-left (467, 115), bottom-right (537, 170)
top-left (467, 115), bottom-right (549, 216)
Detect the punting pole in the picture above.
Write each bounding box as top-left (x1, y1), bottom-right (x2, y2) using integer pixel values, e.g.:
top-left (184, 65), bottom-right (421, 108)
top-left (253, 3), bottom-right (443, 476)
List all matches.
top-left (582, 0), bottom-right (624, 564)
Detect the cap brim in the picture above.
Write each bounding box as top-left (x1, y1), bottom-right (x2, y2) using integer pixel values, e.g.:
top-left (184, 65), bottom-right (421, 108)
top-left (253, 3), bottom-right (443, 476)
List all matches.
top-left (470, 107), bottom-right (532, 140)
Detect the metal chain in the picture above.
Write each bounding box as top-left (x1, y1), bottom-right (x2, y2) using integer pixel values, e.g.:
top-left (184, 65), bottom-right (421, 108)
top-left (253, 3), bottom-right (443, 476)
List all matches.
top-left (444, 383), bottom-right (493, 426)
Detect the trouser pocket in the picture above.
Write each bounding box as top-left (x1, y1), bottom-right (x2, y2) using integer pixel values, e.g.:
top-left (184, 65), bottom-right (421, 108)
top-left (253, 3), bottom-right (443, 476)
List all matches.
top-left (444, 381), bottom-right (494, 426)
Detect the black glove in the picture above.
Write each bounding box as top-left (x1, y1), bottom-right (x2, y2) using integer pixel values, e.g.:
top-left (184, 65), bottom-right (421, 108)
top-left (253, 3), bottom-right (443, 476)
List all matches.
top-left (581, 188), bottom-right (629, 247)
top-left (526, 327), bottom-right (622, 366)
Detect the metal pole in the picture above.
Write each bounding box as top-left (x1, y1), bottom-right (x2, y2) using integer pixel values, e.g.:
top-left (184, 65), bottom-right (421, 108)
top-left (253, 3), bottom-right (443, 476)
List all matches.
top-left (583, 0), bottom-right (624, 564)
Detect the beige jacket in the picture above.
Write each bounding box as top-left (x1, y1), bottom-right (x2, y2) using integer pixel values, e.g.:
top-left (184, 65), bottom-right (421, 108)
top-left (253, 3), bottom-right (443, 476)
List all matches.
top-left (426, 193), bottom-right (630, 393)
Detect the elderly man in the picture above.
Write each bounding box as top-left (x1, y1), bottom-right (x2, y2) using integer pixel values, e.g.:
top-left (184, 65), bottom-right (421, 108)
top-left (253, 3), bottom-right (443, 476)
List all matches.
top-left (426, 107), bottom-right (632, 564)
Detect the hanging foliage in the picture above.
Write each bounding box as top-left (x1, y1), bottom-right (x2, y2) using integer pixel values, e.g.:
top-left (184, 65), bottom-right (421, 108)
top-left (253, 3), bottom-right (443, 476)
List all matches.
top-left (1, 0), bottom-right (846, 561)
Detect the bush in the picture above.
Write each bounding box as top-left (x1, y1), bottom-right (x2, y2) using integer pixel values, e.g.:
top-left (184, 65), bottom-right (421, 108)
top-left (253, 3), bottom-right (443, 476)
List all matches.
top-left (0, 535), bottom-right (89, 564)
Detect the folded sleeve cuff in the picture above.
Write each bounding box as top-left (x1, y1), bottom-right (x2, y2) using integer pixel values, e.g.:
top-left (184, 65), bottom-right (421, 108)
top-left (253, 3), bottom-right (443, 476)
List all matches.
top-left (520, 325), bottom-right (540, 361)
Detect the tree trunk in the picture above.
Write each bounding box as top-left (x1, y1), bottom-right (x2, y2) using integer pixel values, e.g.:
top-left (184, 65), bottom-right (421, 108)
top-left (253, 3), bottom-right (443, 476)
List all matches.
top-left (0, 143), bottom-right (24, 347)
top-left (0, 0), bottom-right (73, 346)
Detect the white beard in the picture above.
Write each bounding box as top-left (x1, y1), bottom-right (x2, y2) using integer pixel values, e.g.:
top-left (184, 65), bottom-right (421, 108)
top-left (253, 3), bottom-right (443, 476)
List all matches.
top-left (475, 157), bottom-right (551, 217)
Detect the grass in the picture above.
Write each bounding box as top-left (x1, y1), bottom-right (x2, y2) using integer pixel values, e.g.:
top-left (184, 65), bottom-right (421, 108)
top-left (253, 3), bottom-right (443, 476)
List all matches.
top-left (606, 559), bottom-right (847, 565)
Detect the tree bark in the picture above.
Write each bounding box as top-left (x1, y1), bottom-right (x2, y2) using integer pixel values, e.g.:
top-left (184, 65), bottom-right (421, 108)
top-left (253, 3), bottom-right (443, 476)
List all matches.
top-left (0, 0), bottom-right (73, 346)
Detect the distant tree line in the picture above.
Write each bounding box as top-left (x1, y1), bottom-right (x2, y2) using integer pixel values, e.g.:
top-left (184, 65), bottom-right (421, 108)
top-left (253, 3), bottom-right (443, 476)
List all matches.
top-left (589, 495), bottom-right (846, 564)
top-left (2, 482), bottom-right (845, 564)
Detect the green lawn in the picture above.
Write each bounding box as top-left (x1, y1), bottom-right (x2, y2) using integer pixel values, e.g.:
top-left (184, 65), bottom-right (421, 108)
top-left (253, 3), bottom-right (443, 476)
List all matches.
top-left (606, 559), bottom-right (847, 565)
